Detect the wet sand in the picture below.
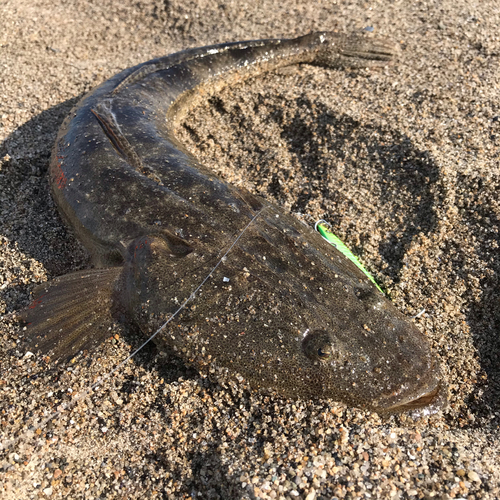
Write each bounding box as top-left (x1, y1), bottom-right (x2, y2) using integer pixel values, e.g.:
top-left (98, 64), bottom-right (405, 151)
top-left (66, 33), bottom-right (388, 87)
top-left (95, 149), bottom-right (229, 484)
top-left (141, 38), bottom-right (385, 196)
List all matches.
top-left (1, 0), bottom-right (499, 498)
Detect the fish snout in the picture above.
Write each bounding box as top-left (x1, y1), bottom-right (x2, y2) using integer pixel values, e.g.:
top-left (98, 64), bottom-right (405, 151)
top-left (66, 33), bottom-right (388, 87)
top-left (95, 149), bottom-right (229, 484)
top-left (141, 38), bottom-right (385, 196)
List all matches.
top-left (369, 354), bottom-right (447, 416)
top-left (382, 361), bottom-right (447, 417)
top-left (299, 317), bottom-right (446, 416)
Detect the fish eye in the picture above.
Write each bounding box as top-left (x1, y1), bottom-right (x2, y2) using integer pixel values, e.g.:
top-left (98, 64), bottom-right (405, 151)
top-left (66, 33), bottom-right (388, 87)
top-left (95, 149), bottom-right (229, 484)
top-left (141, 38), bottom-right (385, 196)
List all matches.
top-left (302, 330), bottom-right (334, 362)
top-left (317, 347), bottom-right (331, 360)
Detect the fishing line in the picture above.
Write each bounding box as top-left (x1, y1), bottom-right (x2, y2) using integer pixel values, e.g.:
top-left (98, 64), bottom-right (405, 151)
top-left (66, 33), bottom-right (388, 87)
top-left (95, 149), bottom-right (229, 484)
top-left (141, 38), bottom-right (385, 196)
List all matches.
top-left (2, 207), bottom-right (265, 452)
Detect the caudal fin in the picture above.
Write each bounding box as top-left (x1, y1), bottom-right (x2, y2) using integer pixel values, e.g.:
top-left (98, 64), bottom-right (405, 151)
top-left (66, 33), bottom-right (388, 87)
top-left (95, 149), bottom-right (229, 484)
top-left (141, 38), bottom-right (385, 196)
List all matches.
top-left (19, 267), bottom-right (124, 363)
top-left (315, 31), bottom-right (398, 69)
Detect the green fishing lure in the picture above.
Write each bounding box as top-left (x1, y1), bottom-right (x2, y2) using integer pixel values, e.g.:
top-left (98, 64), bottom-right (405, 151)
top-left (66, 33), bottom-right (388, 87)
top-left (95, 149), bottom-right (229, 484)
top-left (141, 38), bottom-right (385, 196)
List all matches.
top-left (315, 221), bottom-right (384, 294)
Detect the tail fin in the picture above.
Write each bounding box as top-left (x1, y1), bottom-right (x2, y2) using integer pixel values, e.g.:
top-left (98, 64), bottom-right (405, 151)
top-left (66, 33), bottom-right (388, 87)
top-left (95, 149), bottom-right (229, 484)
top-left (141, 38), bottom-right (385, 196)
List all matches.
top-left (315, 31), bottom-right (398, 68)
top-left (340, 31), bottom-right (397, 62)
top-left (19, 267), bottom-right (124, 363)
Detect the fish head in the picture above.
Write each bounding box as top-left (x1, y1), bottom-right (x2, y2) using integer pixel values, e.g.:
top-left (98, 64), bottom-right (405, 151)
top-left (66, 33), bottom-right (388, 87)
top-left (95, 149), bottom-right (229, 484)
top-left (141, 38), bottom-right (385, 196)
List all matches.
top-left (206, 212), bottom-right (447, 416)
top-left (294, 285), bottom-right (446, 416)
top-left (122, 214), bottom-right (446, 416)
top-left (196, 274), bottom-right (447, 416)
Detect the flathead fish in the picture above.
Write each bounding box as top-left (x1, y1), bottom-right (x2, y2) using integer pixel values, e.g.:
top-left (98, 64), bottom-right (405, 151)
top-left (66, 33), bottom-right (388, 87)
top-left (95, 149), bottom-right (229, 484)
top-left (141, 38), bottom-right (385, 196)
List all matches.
top-left (21, 31), bottom-right (446, 415)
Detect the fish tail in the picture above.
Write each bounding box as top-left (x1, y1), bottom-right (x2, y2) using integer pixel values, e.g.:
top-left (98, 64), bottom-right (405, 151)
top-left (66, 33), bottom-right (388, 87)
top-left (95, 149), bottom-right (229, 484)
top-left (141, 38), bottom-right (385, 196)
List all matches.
top-left (18, 267), bottom-right (124, 363)
top-left (310, 30), bottom-right (398, 68)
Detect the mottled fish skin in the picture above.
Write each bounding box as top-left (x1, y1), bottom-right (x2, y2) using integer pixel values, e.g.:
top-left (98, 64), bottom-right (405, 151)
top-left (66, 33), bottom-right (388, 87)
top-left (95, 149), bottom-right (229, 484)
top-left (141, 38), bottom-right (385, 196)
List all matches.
top-left (23, 31), bottom-right (446, 415)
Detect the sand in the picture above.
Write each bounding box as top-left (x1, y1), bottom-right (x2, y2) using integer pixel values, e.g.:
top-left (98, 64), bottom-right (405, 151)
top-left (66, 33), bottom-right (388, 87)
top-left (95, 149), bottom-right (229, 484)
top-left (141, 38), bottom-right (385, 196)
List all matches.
top-left (1, 0), bottom-right (499, 498)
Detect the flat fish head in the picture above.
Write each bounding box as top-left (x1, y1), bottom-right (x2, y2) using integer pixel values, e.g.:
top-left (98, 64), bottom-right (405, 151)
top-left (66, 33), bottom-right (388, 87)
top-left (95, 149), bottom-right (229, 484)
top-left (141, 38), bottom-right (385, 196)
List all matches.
top-left (193, 278), bottom-right (446, 416)
top-left (297, 286), bottom-right (446, 416)
top-left (123, 219), bottom-right (446, 416)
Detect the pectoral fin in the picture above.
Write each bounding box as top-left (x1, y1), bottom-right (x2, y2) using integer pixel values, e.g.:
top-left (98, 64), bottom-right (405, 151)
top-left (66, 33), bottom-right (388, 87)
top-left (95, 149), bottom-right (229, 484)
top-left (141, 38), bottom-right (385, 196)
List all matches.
top-left (19, 267), bottom-right (124, 363)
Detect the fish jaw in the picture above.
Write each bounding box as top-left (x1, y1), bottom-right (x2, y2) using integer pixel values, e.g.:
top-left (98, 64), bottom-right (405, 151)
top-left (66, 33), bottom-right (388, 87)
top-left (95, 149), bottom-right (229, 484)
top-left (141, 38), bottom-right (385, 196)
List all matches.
top-left (372, 362), bottom-right (447, 417)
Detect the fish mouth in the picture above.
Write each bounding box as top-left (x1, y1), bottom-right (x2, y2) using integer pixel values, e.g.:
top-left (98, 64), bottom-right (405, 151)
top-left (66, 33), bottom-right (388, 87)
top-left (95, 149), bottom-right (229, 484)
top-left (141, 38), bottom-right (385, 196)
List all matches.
top-left (390, 384), bottom-right (442, 410)
top-left (382, 381), bottom-right (447, 417)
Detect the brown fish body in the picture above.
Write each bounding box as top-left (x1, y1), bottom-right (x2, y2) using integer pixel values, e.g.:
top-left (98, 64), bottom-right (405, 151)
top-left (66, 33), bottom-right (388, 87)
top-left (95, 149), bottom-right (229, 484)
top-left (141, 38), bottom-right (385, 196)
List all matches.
top-left (23, 32), bottom-right (446, 415)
